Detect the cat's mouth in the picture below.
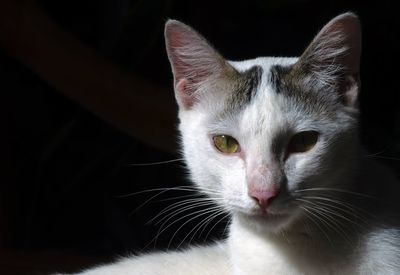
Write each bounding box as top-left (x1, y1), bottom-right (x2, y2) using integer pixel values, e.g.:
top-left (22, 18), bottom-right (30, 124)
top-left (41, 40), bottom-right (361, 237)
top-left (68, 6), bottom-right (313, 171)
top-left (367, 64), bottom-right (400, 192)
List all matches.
top-left (250, 210), bottom-right (289, 220)
top-left (236, 206), bottom-right (290, 221)
top-left (236, 210), bottom-right (291, 231)
top-left (228, 196), bottom-right (295, 225)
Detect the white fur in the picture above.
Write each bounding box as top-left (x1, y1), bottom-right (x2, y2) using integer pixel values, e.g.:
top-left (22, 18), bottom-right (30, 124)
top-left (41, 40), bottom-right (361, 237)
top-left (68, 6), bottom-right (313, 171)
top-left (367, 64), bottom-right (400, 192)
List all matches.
top-left (63, 14), bottom-right (400, 275)
top-left (178, 54), bottom-right (400, 274)
top-left (55, 243), bottom-right (230, 275)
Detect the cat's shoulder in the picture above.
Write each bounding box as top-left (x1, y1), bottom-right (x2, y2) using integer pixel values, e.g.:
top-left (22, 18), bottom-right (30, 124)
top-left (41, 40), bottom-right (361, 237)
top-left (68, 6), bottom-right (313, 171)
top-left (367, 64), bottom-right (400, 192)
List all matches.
top-left (68, 242), bottom-right (230, 275)
top-left (357, 227), bottom-right (400, 274)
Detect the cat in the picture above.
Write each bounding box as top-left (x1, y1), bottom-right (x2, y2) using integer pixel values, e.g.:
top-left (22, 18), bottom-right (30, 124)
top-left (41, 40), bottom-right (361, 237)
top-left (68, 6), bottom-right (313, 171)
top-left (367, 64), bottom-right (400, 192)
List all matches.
top-left (66, 12), bottom-right (400, 275)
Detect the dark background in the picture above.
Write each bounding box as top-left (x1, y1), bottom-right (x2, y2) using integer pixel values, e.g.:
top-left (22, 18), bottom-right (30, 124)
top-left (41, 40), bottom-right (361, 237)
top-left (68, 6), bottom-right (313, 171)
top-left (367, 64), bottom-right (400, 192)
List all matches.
top-left (1, 0), bottom-right (399, 274)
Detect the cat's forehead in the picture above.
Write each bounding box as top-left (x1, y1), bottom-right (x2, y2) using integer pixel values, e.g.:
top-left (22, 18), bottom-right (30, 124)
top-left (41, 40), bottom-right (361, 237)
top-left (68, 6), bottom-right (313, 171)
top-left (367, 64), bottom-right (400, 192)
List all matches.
top-left (228, 57), bottom-right (298, 103)
top-left (201, 57), bottom-right (338, 140)
top-left (228, 57), bottom-right (337, 120)
top-left (203, 56), bottom-right (341, 137)
top-left (229, 57), bottom-right (300, 111)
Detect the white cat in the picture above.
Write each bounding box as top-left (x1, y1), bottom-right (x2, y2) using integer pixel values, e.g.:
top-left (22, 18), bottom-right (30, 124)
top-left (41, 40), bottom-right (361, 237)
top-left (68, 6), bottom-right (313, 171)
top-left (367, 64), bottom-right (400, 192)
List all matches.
top-left (68, 13), bottom-right (400, 275)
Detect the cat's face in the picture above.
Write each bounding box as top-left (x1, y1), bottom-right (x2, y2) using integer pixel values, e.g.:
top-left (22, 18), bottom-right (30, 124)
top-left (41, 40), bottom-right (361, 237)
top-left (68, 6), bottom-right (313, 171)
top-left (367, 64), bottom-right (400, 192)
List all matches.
top-left (165, 13), bottom-right (361, 232)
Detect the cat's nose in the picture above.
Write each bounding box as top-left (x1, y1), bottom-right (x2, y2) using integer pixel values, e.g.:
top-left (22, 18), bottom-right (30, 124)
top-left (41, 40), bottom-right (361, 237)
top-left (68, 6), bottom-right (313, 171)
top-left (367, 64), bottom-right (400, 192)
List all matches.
top-left (249, 189), bottom-right (277, 210)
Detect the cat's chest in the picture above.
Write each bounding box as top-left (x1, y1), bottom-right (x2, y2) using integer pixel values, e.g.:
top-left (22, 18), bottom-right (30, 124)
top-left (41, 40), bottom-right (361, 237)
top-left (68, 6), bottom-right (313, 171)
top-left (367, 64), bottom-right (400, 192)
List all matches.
top-left (228, 218), bottom-right (356, 275)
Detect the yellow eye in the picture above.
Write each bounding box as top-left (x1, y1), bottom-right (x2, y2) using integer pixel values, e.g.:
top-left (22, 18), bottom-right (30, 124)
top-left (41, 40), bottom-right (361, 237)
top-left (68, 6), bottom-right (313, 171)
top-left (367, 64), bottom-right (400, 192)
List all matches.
top-left (213, 135), bottom-right (240, 154)
top-left (288, 131), bottom-right (319, 153)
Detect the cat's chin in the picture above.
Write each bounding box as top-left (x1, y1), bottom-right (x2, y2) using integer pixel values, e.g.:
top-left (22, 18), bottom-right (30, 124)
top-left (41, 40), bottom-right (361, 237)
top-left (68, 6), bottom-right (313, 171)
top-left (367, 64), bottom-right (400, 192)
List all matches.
top-left (235, 210), bottom-right (295, 233)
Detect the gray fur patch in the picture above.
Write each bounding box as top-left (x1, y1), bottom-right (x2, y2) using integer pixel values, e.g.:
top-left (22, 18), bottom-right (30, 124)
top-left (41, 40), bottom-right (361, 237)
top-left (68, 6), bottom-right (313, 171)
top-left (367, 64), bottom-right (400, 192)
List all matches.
top-left (228, 65), bottom-right (263, 109)
top-left (269, 64), bottom-right (292, 94)
top-left (269, 64), bottom-right (338, 116)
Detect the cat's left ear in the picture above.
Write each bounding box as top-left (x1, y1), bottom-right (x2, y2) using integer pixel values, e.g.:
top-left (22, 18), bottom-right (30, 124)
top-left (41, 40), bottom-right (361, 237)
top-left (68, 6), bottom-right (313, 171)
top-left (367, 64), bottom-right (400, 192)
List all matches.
top-left (298, 12), bottom-right (361, 108)
top-left (165, 20), bottom-right (233, 110)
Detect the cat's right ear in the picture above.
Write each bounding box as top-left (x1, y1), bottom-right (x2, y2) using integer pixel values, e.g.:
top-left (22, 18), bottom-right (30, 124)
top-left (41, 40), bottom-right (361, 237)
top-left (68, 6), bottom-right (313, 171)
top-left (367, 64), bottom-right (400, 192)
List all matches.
top-left (165, 20), bottom-right (226, 110)
top-left (297, 13), bottom-right (361, 108)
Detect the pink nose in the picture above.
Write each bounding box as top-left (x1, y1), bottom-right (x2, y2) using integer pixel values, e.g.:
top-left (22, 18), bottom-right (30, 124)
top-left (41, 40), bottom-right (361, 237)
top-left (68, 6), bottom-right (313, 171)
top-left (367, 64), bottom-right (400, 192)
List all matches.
top-left (249, 189), bottom-right (277, 210)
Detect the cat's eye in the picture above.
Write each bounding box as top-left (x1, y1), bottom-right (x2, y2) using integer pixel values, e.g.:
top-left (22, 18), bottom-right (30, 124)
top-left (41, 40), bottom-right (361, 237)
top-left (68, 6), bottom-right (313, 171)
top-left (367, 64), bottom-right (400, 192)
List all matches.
top-left (213, 135), bottom-right (240, 154)
top-left (287, 131), bottom-right (319, 154)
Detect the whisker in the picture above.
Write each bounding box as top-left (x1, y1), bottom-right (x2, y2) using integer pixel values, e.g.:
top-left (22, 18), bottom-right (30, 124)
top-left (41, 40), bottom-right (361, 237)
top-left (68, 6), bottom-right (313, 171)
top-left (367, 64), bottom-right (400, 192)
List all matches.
top-left (204, 212), bottom-right (231, 241)
top-left (127, 158), bottom-right (185, 166)
top-left (221, 215), bottom-right (232, 238)
top-left (117, 186), bottom-right (202, 198)
top-left (146, 198), bottom-right (206, 225)
top-left (312, 206), bottom-right (354, 247)
top-left (156, 201), bottom-right (218, 228)
top-left (165, 205), bottom-right (222, 249)
top-left (298, 205), bottom-right (334, 247)
top-left (119, 185), bottom-right (220, 216)
top-left (367, 155), bottom-right (400, 161)
top-left (128, 188), bottom-right (197, 216)
top-left (146, 206), bottom-right (216, 251)
top-left (296, 198), bottom-right (359, 245)
top-left (295, 187), bottom-right (376, 199)
top-left (176, 208), bottom-right (225, 249)
top-left (198, 210), bottom-right (226, 241)
top-left (184, 211), bottom-right (220, 247)
top-left (153, 193), bottom-right (205, 203)
top-left (363, 148), bottom-right (388, 158)
top-left (301, 196), bottom-right (373, 223)
top-left (190, 210), bottom-right (226, 244)
top-left (154, 199), bottom-right (218, 225)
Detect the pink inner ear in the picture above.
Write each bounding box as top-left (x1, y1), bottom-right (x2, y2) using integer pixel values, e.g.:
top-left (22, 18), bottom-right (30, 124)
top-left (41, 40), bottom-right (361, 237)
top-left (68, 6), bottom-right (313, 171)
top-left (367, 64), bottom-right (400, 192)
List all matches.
top-left (296, 13), bottom-right (361, 109)
top-left (175, 78), bottom-right (195, 109)
top-left (341, 74), bottom-right (359, 107)
top-left (313, 13), bottom-right (361, 74)
top-left (165, 21), bottom-right (220, 82)
top-left (165, 25), bottom-right (190, 81)
top-left (328, 15), bottom-right (361, 74)
top-left (165, 20), bottom-right (226, 110)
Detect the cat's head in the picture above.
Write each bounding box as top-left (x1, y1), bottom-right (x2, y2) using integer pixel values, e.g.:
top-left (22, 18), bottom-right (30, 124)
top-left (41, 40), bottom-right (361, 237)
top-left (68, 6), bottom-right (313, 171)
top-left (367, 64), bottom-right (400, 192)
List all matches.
top-left (165, 13), bottom-right (361, 233)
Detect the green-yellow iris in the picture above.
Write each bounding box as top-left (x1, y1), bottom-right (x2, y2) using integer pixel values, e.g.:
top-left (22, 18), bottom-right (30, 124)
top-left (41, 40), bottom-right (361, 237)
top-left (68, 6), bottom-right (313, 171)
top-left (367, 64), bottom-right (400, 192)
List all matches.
top-left (213, 135), bottom-right (240, 154)
top-left (288, 131), bottom-right (319, 153)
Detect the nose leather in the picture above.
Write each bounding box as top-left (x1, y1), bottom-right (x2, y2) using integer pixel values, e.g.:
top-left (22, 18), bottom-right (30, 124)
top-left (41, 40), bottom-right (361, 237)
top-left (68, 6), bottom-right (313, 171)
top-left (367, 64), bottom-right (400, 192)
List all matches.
top-left (246, 162), bottom-right (281, 210)
top-left (248, 189), bottom-right (277, 210)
